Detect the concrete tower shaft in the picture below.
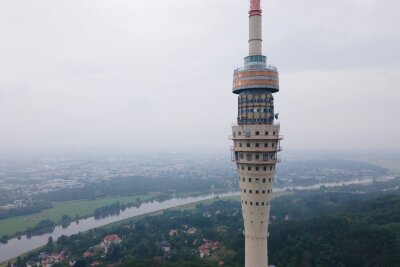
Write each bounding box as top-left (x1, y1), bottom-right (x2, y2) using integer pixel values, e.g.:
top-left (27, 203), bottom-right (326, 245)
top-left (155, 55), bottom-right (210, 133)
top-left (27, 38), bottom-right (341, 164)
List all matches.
top-left (249, 0), bottom-right (263, 55)
top-left (230, 1), bottom-right (282, 267)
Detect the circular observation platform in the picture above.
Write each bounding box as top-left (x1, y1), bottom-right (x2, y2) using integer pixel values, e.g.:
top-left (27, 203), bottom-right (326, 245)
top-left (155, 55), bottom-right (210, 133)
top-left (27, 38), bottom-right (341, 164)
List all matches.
top-left (233, 55), bottom-right (279, 94)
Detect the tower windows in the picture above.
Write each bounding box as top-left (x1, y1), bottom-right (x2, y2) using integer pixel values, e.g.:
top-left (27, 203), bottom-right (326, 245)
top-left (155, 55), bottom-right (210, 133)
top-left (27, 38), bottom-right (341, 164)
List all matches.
top-left (264, 143), bottom-right (268, 147)
top-left (265, 131), bottom-right (269, 135)
top-left (262, 202), bottom-right (265, 206)
top-left (248, 166), bottom-right (251, 171)
top-left (249, 178), bottom-right (252, 182)
top-left (255, 143), bottom-right (260, 147)
top-left (255, 131), bottom-right (260, 136)
top-left (256, 190), bottom-right (259, 194)
top-left (255, 167), bottom-right (259, 171)
top-left (256, 155), bottom-right (260, 160)
top-left (263, 178), bottom-right (266, 183)
top-left (243, 178), bottom-right (245, 182)
top-left (250, 202), bottom-right (253, 206)
top-left (246, 154), bottom-right (252, 160)
top-left (262, 190), bottom-right (266, 194)
top-left (247, 143), bottom-right (251, 148)
top-left (263, 167), bottom-right (267, 171)
top-left (269, 178), bottom-right (271, 182)
top-left (249, 190), bottom-right (253, 194)
top-left (239, 143), bottom-right (243, 147)
top-left (256, 202), bottom-right (259, 206)
top-left (255, 178), bottom-right (259, 183)
top-left (244, 189), bottom-right (247, 193)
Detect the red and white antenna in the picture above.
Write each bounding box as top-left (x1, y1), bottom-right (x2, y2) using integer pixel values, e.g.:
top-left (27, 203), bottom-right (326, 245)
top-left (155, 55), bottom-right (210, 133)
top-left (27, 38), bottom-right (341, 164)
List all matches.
top-left (250, 0), bottom-right (262, 16)
top-left (248, 0), bottom-right (263, 55)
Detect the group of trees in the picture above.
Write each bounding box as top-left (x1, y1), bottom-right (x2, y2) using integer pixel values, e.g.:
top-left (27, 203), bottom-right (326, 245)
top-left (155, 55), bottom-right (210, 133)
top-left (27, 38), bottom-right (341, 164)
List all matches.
top-left (26, 219), bottom-right (56, 237)
top-left (9, 187), bottom-right (400, 267)
top-left (0, 201), bottom-right (52, 220)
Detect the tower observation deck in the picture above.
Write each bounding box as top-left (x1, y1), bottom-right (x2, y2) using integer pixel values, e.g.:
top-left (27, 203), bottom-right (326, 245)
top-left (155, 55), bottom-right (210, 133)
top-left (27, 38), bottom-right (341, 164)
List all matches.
top-left (231, 1), bottom-right (282, 266)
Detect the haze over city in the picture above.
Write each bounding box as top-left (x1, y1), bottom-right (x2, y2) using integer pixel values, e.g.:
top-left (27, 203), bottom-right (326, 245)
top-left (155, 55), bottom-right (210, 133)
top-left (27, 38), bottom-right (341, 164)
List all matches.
top-left (1, 0), bottom-right (399, 154)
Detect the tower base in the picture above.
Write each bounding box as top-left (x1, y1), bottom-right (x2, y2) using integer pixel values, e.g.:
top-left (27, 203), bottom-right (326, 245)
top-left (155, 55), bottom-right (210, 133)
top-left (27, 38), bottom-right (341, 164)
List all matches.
top-left (245, 235), bottom-right (268, 267)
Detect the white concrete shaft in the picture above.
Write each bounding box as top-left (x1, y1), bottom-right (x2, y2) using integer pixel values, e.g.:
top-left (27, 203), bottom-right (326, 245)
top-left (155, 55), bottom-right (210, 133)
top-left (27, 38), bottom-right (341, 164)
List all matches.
top-left (232, 123), bottom-right (280, 267)
top-left (249, 15), bottom-right (262, 55)
top-left (245, 236), bottom-right (268, 267)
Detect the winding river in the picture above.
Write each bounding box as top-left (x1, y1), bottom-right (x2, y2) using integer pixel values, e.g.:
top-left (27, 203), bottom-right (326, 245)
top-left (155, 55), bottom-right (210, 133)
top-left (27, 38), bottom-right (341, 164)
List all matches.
top-left (0, 192), bottom-right (238, 263)
top-left (0, 175), bottom-right (395, 263)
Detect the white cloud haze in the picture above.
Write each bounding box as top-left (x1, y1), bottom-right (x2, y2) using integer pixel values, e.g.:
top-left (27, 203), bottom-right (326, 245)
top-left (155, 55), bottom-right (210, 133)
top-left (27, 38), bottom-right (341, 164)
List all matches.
top-left (0, 0), bottom-right (399, 153)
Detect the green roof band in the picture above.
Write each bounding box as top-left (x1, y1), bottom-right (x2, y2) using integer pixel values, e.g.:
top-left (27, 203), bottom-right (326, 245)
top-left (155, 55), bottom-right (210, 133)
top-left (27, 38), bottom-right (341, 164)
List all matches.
top-left (244, 55), bottom-right (267, 64)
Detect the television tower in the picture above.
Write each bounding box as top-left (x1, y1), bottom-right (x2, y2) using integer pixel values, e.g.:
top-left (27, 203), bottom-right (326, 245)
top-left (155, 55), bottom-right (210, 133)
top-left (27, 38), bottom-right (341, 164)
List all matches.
top-left (230, 0), bottom-right (282, 266)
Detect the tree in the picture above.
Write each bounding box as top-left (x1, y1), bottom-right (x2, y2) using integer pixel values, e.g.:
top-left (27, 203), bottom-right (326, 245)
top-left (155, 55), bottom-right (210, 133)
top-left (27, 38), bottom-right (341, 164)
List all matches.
top-left (16, 257), bottom-right (23, 267)
top-left (73, 260), bottom-right (87, 267)
top-left (47, 236), bottom-right (54, 253)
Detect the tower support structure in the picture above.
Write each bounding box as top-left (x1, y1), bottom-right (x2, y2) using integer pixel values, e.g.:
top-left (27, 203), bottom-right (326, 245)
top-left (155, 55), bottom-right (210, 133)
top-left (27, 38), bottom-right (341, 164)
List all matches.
top-left (230, 1), bottom-right (282, 266)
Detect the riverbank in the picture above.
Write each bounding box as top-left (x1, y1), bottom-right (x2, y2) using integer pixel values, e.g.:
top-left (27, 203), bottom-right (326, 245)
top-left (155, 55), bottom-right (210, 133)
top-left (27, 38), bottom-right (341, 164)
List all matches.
top-left (0, 192), bottom-right (240, 263)
top-left (0, 193), bottom-right (158, 238)
top-left (0, 191), bottom-right (292, 266)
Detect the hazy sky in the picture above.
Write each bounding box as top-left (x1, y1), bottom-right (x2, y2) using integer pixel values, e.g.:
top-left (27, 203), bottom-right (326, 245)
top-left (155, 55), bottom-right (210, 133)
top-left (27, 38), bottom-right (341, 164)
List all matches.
top-left (0, 0), bottom-right (399, 154)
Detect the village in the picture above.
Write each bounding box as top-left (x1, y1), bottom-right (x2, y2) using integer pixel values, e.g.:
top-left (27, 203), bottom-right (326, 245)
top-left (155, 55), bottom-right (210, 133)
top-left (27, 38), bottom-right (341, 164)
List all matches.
top-left (8, 224), bottom-right (223, 267)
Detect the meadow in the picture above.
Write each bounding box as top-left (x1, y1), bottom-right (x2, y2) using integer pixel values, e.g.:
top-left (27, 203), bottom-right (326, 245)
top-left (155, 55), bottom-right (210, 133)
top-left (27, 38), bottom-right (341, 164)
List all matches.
top-left (0, 193), bottom-right (156, 237)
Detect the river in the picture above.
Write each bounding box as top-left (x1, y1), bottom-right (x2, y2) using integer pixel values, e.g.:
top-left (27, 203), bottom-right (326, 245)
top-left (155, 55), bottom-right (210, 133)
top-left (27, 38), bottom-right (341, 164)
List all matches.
top-left (0, 175), bottom-right (395, 263)
top-left (0, 192), bottom-right (238, 263)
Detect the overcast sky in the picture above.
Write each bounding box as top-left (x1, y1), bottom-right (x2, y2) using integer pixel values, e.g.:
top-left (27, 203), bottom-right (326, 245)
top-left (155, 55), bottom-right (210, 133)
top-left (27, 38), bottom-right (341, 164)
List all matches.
top-left (0, 0), bottom-right (399, 154)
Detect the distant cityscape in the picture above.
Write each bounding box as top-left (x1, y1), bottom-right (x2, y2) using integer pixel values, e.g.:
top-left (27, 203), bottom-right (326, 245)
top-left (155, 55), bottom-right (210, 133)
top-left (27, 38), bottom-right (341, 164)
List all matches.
top-left (0, 153), bottom-right (392, 209)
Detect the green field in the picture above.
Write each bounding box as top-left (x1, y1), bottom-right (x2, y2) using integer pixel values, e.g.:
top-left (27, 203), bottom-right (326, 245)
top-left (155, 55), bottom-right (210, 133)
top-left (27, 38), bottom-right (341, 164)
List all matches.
top-left (0, 193), bottom-right (157, 237)
top-left (0, 191), bottom-right (293, 266)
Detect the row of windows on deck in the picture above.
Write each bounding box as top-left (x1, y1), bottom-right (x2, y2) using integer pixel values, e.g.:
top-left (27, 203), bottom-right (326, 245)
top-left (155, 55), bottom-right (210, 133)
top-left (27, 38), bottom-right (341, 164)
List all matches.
top-left (239, 177), bottom-right (273, 183)
top-left (240, 108), bottom-right (274, 114)
top-left (236, 142), bottom-right (277, 148)
top-left (239, 153), bottom-right (276, 161)
top-left (241, 200), bottom-right (270, 206)
top-left (239, 165), bottom-right (275, 171)
top-left (240, 188), bottom-right (272, 194)
top-left (234, 130), bottom-right (277, 137)
top-left (238, 118), bottom-right (273, 124)
top-left (239, 98), bottom-right (273, 104)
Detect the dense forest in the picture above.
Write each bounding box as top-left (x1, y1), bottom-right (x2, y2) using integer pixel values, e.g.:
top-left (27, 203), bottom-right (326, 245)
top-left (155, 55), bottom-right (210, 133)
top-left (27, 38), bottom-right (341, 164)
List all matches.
top-left (10, 187), bottom-right (400, 267)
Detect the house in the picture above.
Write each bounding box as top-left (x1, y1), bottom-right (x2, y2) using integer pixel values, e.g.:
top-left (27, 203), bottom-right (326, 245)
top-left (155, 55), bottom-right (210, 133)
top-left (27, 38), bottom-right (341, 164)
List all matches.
top-left (186, 227), bottom-right (197, 235)
top-left (198, 241), bottom-right (220, 257)
top-left (101, 234), bottom-right (122, 253)
top-left (103, 234), bottom-right (122, 245)
top-left (169, 229), bottom-right (178, 237)
top-left (83, 251), bottom-right (93, 258)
